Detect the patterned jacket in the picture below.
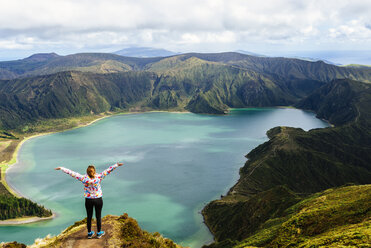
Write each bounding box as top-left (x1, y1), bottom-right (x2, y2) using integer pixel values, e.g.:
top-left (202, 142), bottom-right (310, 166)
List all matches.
top-left (60, 163), bottom-right (119, 198)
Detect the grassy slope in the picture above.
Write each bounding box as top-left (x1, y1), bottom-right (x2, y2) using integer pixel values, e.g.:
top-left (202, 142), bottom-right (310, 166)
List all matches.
top-left (0, 71), bottom-right (157, 130)
top-left (28, 213), bottom-right (182, 248)
top-left (202, 79), bottom-right (371, 247)
top-left (0, 53), bottom-right (370, 231)
top-left (0, 63), bottom-right (313, 130)
top-left (234, 184), bottom-right (371, 248)
top-left (0, 52), bottom-right (370, 128)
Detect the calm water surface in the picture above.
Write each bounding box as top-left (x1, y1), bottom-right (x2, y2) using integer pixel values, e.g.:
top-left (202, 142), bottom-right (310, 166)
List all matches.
top-left (2, 109), bottom-right (329, 247)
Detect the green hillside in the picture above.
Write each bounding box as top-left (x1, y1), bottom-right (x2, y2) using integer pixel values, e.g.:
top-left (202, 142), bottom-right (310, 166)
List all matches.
top-left (0, 64), bottom-right (313, 130)
top-left (0, 52), bottom-right (370, 246)
top-left (1, 213), bottom-right (182, 248)
top-left (202, 78), bottom-right (371, 247)
top-left (0, 71), bottom-right (156, 130)
top-left (0, 194), bottom-right (52, 220)
top-left (173, 52), bottom-right (371, 84)
top-left (1, 52), bottom-right (371, 84)
top-left (1, 52), bottom-right (370, 131)
top-left (206, 184), bottom-right (370, 248)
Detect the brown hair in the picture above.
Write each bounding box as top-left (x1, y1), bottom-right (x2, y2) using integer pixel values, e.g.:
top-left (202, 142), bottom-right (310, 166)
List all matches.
top-left (87, 165), bottom-right (96, 179)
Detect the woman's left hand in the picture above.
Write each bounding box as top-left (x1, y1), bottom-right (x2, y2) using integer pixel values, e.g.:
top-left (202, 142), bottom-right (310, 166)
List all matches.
top-left (55, 167), bottom-right (61, 170)
top-left (117, 163), bottom-right (124, 166)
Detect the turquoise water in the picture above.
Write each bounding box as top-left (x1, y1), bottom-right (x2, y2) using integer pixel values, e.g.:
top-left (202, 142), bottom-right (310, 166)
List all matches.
top-left (1, 109), bottom-right (329, 247)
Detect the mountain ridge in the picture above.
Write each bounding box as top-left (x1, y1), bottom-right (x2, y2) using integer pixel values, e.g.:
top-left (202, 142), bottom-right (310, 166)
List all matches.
top-left (2, 50), bottom-right (371, 131)
top-left (114, 47), bottom-right (178, 57)
top-left (0, 51), bottom-right (370, 247)
top-left (1, 52), bottom-right (370, 83)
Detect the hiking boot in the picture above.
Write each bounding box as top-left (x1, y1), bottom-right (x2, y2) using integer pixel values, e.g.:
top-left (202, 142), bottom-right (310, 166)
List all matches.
top-left (88, 231), bottom-right (95, 239)
top-left (97, 231), bottom-right (105, 239)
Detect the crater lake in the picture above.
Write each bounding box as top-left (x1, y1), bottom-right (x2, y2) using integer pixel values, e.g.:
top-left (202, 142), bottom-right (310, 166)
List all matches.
top-left (2, 108), bottom-right (329, 247)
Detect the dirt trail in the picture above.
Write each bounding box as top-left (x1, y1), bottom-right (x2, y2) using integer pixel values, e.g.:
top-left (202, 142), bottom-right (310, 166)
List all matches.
top-left (56, 222), bottom-right (113, 248)
top-left (25, 214), bottom-right (182, 248)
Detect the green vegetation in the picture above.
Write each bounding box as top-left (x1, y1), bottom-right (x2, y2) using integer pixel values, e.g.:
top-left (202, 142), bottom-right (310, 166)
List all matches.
top-left (0, 52), bottom-right (370, 245)
top-left (202, 78), bottom-right (371, 247)
top-left (0, 241), bottom-right (26, 248)
top-left (0, 131), bottom-right (17, 140)
top-left (230, 184), bottom-right (371, 248)
top-left (27, 213), bottom-right (182, 248)
top-left (0, 71), bottom-right (155, 130)
top-left (1, 52), bottom-right (371, 132)
top-left (0, 194), bottom-right (52, 220)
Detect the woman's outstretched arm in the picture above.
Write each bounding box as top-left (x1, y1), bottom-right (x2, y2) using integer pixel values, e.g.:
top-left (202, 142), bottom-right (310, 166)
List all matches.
top-left (55, 167), bottom-right (85, 182)
top-left (98, 162), bottom-right (123, 179)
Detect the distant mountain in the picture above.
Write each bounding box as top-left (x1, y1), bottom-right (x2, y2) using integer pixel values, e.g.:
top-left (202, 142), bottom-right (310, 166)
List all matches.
top-left (24, 52), bottom-right (60, 62)
top-left (287, 56), bottom-right (340, 65)
top-left (0, 53), bottom-right (163, 79)
top-left (0, 52), bottom-right (370, 84)
top-left (234, 50), bottom-right (265, 57)
top-left (114, 47), bottom-right (178, 57)
top-left (1, 52), bottom-right (371, 130)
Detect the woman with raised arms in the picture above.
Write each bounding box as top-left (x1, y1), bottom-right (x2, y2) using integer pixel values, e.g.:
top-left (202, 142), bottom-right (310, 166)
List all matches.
top-left (55, 162), bottom-right (123, 239)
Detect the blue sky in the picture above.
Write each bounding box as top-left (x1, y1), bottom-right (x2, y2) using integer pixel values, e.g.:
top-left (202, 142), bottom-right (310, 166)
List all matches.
top-left (0, 0), bottom-right (370, 63)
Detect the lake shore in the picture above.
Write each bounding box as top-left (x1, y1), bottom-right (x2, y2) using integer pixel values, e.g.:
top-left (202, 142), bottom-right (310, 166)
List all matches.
top-left (0, 110), bottom-right (191, 224)
top-left (0, 214), bottom-right (56, 226)
top-left (0, 113), bottom-right (115, 224)
top-left (1, 113), bottom-right (112, 196)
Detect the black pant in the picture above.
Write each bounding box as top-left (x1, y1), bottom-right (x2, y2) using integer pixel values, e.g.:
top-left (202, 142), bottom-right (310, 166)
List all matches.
top-left (85, 197), bottom-right (103, 233)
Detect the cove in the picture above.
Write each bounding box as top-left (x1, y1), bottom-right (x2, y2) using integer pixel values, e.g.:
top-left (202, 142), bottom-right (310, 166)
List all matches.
top-left (1, 108), bottom-right (329, 247)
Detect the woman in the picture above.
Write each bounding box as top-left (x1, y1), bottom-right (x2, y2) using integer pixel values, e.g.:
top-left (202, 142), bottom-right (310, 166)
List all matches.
top-left (55, 162), bottom-right (123, 239)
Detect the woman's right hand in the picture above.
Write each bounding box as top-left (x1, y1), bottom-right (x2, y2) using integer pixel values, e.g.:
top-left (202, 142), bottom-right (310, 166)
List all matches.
top-left (54, 167), bottom-right (61, 170)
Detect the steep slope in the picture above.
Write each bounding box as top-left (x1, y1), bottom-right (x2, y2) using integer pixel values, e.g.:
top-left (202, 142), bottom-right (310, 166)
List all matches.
top-left (1, 213), bottom-right (182, 248)
top-left (1, 52), bottom-right (370, 121)
top-left (0, 191), bottom-right (52, 220)
top-left (295, 78), bottom-right (371, 125)
top-left (202, 79), bottom-right (371, 247)
top-left (206, 184), bottom-right (371, 248)
top-left (0, 71), bottom-right (156, 130)
top-left (0, 63), bottom-right (323, 130)
top-left (149, 56), bottom-right (301, 113)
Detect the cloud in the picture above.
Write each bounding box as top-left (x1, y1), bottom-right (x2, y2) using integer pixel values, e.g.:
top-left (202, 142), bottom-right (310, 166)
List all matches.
top-left (0, 0), bottom-right (370, 55)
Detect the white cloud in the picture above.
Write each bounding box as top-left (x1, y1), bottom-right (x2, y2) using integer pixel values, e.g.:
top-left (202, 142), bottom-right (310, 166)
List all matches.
top-left (0, 0), bottom-right (370, 55)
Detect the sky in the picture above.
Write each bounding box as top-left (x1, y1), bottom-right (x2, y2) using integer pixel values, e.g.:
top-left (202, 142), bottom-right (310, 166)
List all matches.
top-left (0, 0), bottom-right (370, 63)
